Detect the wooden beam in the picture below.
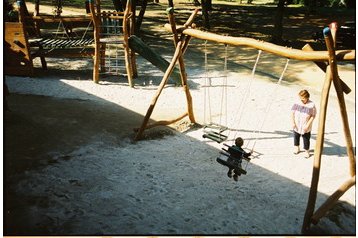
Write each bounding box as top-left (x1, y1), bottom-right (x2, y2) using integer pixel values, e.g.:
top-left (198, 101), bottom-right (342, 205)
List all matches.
top-left (311, 176), bottom-right (355, 224)
top-left (123, 0), bottom-right (134, 87)
top-left (302, 44), bottom-right (351, 94)
top-left (301, 30), bottom-right (335, 235)
top-left (167, 7), bottom-right (197, 123)
top-left (302, 25), bottom-right (356, 234)
top-left (134, 40), bottom-right (185, 141)
top-left (164, 24), bottom-right (355, 62)
top-left (323, 27), bottom-right (356, 177)
top-left (134, 112), bottom-right (188, 131)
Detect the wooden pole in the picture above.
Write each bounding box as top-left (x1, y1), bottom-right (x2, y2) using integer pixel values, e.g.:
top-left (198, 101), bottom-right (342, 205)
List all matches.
top-left (123, 0), bottom-right (134, 87)
top-left (301, 29), bottom-right (337, 233)
top-left (323, 27), bottom-right (356, 177)
top-left (311, 176), bottom-right (355, 224)
top-left (129, 0), bottom-right (137, 78)
top-left (301, 25), bottom-right (355, 233)
top-left (34, 0), bottom-right (40, 16)
top-left (134, 40), bottom-right (185, 141)
top-left (135, 0), bottom-right (147, 34)
top-left (301, 58), bottom-right (332, 234)
top-left (302, 44), bottom-right (351, 94)
top-left (134, 112), bottom-right (188, 131)
top-left (164, 24), bottom-right (355, 62)
top-left (167, 7), bottom-right (197, 123)
top-left (89, 0), bottom-right (100, 83)
top-left (133, 9), bottom-right (199, 141)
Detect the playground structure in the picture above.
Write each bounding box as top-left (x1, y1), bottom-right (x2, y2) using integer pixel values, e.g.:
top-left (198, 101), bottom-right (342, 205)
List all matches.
top-left (88, 0), bottom-right (136, 86)
top-left (134, 8), bottom-right (355, 233)
top-left (4, 0), bottom-right (136, 86)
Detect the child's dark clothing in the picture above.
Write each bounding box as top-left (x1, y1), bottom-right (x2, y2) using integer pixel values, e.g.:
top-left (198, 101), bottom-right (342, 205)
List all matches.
top-left (293, 130), bottom-right (311, 150)
top-left (227, 145), bottom-right (251, 181)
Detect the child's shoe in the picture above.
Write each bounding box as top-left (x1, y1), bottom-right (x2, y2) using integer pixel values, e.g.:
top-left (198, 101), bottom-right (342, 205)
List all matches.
top-left (233, 174), bottom-right (239, 181)
top-left (227, 170), bottom-right (232, 178)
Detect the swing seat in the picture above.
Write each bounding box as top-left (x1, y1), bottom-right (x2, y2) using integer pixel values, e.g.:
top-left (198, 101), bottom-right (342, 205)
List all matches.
top-left (222, 145), bottom-right (251, 162)
top-left (202, 123), bottom-right (228, 143)
top-left (220, 150), bottom-right (251, 163)
top-left (216, 158), bottom-right (247, 175)
top-left (203, 130), bottom-right (228, 143)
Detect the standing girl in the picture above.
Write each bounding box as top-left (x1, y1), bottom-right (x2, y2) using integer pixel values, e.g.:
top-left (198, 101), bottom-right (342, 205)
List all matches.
top-left (291, 90), bottom-right (317, 158)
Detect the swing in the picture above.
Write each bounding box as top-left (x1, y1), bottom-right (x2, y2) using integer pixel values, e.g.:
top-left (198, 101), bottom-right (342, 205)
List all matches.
top-left (216, 54), bottom-right (290, 178)
top-left (216, 143), bottom-right (252, 177)
top-left (202, 42), bottom-right (229, 143)
top-left (247, 57), bottom-right (290, 152)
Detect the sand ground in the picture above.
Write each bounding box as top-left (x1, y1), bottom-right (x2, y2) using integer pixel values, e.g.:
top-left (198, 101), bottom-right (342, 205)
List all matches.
top-left (4, 1), bottom-right (356, 235)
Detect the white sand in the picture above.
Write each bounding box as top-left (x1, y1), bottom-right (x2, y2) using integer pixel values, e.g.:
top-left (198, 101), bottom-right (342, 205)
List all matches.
top-left (5, 36), bottom-right (356, 235)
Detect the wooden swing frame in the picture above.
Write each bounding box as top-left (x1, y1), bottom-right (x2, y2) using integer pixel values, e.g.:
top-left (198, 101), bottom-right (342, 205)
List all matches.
top-left (134, 9), bottom-right (355, 233)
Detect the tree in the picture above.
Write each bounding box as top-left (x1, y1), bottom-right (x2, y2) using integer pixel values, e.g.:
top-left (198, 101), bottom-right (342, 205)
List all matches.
top-left (270, 0), bottom-right (286, 44)
top-left (306, 0), bottom-right (317, 15)
top-left (201, 0), bottom-right (211, 29)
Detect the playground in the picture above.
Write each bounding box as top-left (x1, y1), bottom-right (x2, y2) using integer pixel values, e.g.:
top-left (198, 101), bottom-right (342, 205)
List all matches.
top-left (4, 0), bottom-right (356, 235)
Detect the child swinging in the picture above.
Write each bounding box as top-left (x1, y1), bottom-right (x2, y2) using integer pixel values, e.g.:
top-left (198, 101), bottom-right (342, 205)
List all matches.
top-left (217, 137), bottom-right (252, 181)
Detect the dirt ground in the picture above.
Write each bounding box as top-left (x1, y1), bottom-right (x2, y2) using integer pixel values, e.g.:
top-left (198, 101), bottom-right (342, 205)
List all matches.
top-left (4, 0), bottom-right (356, 235)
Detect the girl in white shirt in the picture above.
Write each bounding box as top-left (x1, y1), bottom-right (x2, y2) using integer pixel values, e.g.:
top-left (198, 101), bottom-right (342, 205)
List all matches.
top-left (291, 90), bottom-right (316, 158)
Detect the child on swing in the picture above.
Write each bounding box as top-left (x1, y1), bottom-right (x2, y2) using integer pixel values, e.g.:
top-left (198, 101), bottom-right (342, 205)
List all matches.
top-left (227, 137), bottom-right (252, 181)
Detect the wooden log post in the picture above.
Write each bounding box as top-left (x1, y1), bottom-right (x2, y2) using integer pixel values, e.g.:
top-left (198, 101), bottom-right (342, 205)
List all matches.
top-left (135, 0), bottom-right (148, 34)
top-left (135, 112), bottom-right (188, 131)
top-left (123, 0), bottom-right (134, 87)
top-left (311, 175), bottom-right (355, 224)
top-left (301, 26), bottom-right (356, 233)
top-left (164, 24), bottom-right (355, 62)
top-left (133, 9), bottom-right (200, 141)
top-left (89, 0), bottom-right (101, 83)
top-left (34, 0), bottom-right (40, 16)
top-left (301, 30), bottom-right (335, 234)
top-left (167, 7), bottom-right (198, 123)
top-left (323, 27), bottom-right (356, 177)
top-left (302, 44), bottom-right (351, 94)
top-left (134, 39), bottom-right (187, 141)
top-left (129, 0), bottom-right (138, 78)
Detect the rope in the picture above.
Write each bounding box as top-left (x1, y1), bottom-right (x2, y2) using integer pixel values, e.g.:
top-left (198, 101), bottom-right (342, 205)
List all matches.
top-left (203, 40), bottom-right (212, 125)
top-left (219, 44), bottom-right (228, 129)
top-left (226, 49), bottom-right (262, 143)
top-left (203, 42), bottom-right (229, 132)
top-left (248, 58), bottom-right (290, 152)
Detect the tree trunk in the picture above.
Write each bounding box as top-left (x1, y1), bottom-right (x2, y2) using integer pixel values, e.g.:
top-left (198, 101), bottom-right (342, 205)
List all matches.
top-left (112, 0), bottom-right (124, 11)
top-left (306, 0), bottom-right (317, 15)
top-left (207, 0), bottom-right (212, 10)
top-left (345, 0), bottom-right (355, 8)
top-left (201, 0), bottom-right (210, 29)
top-left (135, 0), bottom-right (148, 34)
top-left (193, 0), bottom-right (201, 6)
top-left (34, 0), bottom-right (40, 15)
top-left (271, 0), bottom-right (285, 44)
top-left (121, 0), bottom-right (128, 12)
top-left (168, 0), bottom-right (174, 7)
